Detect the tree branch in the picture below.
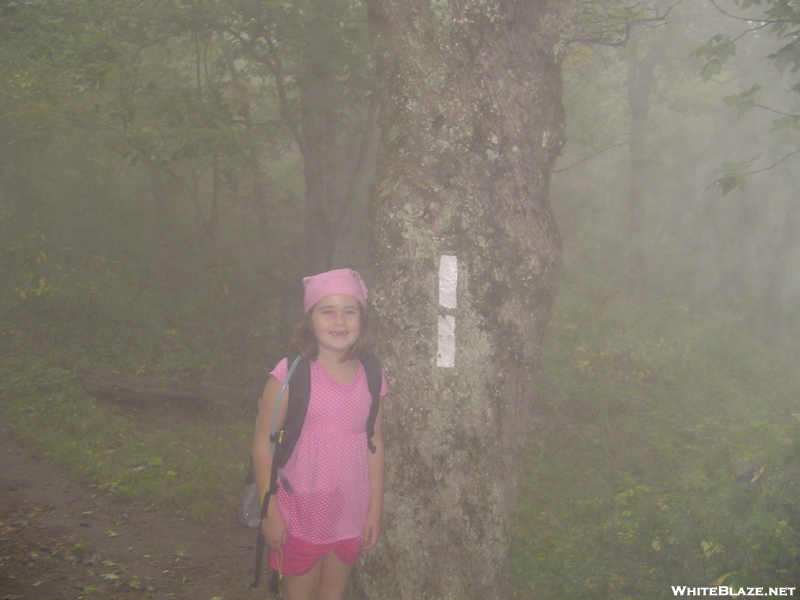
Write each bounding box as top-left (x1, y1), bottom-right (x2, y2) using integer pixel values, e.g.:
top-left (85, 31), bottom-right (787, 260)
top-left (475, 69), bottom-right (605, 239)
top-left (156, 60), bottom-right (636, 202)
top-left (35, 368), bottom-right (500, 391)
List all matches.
top-left (226, 30), bottom-right (308, 158)
top-left (571, 0), bottom-right (684, 47)
top-left (751, 102), bottom-right (800, 118)
top-left (707, 0), bottom-right (800, 27)
top-left (746, 148), bottom-right (800, 175)
top-left (554, 140), bottom-right (628, 172)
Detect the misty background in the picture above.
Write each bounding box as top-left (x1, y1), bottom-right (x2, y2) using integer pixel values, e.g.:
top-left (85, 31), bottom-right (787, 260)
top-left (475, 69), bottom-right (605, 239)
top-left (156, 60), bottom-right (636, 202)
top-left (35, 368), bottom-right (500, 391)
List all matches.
top-left (2, 0), bottom-right (800, 597)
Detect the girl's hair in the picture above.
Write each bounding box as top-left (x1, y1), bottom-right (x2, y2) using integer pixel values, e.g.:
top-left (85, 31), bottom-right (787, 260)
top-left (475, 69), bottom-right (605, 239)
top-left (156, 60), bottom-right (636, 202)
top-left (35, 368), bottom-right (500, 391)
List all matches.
top-left (288, 305), bottom-right (377, 362)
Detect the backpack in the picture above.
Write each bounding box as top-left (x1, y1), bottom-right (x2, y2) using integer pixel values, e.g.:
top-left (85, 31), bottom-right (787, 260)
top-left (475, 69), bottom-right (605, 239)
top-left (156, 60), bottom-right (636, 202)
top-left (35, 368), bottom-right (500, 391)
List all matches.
top-left (251, 351), bottom-right (383, 590)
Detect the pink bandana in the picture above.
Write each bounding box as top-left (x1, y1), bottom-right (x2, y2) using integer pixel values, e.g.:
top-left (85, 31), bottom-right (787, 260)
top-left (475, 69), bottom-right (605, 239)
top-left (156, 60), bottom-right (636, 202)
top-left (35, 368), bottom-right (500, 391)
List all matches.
top-left (302, 268), bottom-right (368, 313)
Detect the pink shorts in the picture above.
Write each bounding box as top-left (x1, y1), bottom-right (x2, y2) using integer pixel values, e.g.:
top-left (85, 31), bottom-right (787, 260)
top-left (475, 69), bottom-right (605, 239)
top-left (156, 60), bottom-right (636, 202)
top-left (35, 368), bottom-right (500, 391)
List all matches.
top-left (269, 534), bottom-right (361, 576)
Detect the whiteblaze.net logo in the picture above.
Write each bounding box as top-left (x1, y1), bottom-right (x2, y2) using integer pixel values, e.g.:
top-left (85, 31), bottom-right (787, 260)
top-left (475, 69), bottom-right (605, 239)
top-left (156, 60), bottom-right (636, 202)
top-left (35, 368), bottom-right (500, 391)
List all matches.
top-left (672, 587), bottom-right (796, 597)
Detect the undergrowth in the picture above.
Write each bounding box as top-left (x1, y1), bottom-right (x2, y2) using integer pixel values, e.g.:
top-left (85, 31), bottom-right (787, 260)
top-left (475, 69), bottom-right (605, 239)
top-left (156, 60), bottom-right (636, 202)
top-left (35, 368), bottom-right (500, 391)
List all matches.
top-left (514, 296), bottom-right (800, 599)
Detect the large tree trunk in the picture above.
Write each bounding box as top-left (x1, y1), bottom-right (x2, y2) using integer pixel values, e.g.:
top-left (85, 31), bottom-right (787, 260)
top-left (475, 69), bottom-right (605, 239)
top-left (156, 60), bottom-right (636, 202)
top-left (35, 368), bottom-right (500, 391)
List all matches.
top-left (358, 1), bottom-right (572, 598)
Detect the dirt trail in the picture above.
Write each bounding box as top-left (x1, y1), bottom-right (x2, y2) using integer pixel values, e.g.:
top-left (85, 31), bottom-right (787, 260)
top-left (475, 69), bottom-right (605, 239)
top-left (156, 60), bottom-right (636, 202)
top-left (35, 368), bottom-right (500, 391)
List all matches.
top-left (0, 422), bottom-right (267, 600)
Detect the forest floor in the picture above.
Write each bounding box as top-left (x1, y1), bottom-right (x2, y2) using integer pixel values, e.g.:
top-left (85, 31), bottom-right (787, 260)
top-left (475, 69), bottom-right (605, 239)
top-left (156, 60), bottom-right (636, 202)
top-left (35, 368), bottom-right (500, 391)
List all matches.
top-left (0, 420), bottom-right (269, 600)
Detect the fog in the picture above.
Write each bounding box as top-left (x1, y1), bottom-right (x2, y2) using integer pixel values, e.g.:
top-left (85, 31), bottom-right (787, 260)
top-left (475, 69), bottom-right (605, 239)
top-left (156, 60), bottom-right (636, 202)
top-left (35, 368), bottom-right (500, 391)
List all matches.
top-left (552, 0), bottom-right (800, 344)
top-left (2, 0), bottom-right (797, 341)
top-left (2, 0), bottom-right (800, 596)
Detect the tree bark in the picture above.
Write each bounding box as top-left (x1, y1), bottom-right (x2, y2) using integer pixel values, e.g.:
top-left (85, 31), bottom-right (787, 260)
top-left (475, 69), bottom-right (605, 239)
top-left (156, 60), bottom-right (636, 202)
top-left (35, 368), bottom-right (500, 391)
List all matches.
top-left (358, 1), bottom-right (573, 598)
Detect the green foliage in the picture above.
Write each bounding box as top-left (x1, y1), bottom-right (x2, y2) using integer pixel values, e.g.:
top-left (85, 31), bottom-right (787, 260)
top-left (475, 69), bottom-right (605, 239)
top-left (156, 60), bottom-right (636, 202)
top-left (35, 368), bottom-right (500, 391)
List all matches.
top-left (710, 159), bottom-right (752, 195)
top-left (686, 0), bottom-right (800, 205)
top-left (1, 213), bottom-right (294, 386)
top-left (770, 113), bottom-right (800, 130)
top-left (720, 83), bottom-right (800, 134)
top-left (761, 0), bottom-right (800, 77)
top-left (697, 0), bottom-right (800, 82)
top-left (694, 0), bottom-right (800, 181)
top-left (723, 84), bottom-right (764, 117)
top-left (0, 0), bottom-right (377, 275)
top-left (769, 36), bottom-right (800, 76)
top-left (694, 34), bottom-right (737, 82)
top-left (514, 295), bottom-right (800, 598)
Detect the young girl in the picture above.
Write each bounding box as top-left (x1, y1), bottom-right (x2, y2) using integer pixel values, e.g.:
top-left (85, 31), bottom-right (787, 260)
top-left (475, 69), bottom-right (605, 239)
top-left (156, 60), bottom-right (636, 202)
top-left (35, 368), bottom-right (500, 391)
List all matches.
top-left (252, 269), bottom-right (387, 600)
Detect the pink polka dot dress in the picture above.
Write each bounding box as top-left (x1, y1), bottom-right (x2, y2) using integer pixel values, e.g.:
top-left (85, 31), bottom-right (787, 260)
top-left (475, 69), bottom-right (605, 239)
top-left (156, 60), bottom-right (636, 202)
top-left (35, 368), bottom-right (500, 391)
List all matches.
top-left (270, 358), bottom-right (388, 544)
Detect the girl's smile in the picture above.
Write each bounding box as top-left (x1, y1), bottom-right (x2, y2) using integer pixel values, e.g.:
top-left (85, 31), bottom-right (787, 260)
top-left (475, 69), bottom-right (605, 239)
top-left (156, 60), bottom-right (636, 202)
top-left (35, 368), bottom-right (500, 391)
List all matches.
top-left (311, 294), bottom-right (362, 359)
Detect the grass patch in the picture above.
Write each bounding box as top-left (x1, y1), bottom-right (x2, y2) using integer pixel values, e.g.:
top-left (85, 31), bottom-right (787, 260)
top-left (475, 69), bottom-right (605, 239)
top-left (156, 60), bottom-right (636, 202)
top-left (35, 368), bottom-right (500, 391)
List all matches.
top-left (1, 359), bottom-right (255, 522)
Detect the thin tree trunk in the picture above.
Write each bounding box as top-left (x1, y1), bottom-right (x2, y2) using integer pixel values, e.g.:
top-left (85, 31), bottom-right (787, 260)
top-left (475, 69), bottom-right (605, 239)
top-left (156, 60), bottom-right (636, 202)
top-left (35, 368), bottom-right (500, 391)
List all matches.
top-left (300, 58), bottom-right (337, 274)
top-left (758, 196), bottom-right (799, 339)
top-left (625, 35), bottom-right (662, 296)
top-left (358, 1), bottom-right (572, 598)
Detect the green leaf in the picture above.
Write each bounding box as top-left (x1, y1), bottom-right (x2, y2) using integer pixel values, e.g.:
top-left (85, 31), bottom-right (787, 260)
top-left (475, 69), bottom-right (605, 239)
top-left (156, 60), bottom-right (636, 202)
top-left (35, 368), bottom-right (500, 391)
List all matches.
top-left (718, 175), bottom-right (738, 195)
top-left (723, 85), bottom-right (763, 117)
top-left (694, 34), bottom-right (737, 81)
top-left (768, 38), bottom-right (800, 74)
top-left (770, 114), bottom-right (800, 131)
top-left (699, 58), bottom-right (724, 82)
top-left (710, 160), bottom-right (752, 195)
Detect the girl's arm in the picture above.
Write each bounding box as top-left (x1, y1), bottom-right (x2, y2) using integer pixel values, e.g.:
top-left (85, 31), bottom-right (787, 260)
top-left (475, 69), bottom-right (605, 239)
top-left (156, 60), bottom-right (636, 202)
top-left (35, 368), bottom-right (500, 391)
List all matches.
top-left (253, 375), bottom-right (289, 550)
top-left (362, 399), bottom-right (385, 549)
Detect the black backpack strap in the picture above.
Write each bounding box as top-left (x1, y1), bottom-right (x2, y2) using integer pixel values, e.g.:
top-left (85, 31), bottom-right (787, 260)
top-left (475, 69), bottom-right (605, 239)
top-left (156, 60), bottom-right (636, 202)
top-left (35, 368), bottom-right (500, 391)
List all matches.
top-left (360, 353), bottom-right (383, 454)
top-left (270, 352), bottom-right (311, 486)
top-left (272, 352), bottom-right (311, 473)
top-left (253, 352), bottom-right (307, 588)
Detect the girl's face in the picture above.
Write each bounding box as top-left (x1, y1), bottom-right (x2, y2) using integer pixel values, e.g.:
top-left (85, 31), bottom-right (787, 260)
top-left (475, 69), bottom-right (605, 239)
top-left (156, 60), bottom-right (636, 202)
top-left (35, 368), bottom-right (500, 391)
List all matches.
top-left (310, 293), bottom-right (362, 359)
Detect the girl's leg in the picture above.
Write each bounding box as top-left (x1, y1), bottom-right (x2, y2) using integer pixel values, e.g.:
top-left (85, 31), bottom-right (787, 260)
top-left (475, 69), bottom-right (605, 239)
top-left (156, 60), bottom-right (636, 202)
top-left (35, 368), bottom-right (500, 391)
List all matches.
top-left (317, 551), bottom-right (354, 600)
top-left (282, 560), bottom-right (323, 600)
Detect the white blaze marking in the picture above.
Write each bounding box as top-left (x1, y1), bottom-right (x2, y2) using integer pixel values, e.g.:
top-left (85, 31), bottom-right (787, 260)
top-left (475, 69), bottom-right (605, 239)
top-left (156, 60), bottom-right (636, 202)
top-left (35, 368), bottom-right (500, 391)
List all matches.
top-left (437, 255), bottom-right (457, 368)
top-left (438, 255), bottom-right (458, 309)
top-left (437, 315), bottom-right (456, 368)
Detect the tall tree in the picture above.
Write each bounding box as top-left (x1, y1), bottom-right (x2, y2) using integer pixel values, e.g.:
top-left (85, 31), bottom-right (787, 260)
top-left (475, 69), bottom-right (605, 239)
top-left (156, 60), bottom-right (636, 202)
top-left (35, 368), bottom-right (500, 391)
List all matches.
top-left (222, 0), bottom-right (379, 272)
top-left (625, 29), bottom-right (661, 294)
top-left (358, 1), bottom-right (574, 598)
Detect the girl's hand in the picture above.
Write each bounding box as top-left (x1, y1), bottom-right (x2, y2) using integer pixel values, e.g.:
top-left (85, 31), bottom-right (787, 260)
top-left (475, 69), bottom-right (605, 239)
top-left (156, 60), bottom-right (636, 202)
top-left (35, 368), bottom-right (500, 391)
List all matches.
top-left (360, 509), bottom-right (382, 550)
top-left (261, 499), bottom-right (287, 551)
